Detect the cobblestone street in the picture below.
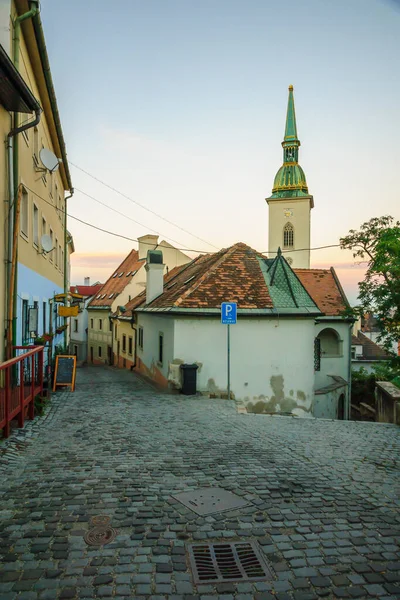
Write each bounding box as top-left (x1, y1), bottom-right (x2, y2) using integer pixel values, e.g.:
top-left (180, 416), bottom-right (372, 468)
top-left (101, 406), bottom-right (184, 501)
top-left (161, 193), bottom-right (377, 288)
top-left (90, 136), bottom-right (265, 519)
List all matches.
top-left (1, 366), bottom-right (399, 600)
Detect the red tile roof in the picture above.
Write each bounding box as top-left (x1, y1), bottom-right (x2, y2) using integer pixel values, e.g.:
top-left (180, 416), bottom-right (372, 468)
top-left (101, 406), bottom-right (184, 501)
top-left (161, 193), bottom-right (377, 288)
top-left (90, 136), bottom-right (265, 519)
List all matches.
top-left (351, 331), bottom-right (390, 359)
top-left (88, 249), bottom-right (145, 308)
top-left (294, 268), bottom-right (348, 315)
top-left (122, 243), bottom-right (348, 316)
top-left (70, 284), bottom-right (103, 297)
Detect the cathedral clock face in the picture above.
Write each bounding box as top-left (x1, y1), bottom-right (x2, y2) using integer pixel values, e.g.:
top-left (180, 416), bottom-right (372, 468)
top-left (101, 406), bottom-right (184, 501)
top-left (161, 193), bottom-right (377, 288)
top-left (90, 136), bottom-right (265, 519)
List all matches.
top-left (283, 209), bottom-right (293, 218)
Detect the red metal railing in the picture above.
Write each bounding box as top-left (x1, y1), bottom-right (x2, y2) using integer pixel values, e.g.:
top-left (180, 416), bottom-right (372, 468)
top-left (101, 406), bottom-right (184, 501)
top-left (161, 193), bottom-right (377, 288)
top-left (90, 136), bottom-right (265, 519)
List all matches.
top-left (0, 346), bottom-right (44, 439)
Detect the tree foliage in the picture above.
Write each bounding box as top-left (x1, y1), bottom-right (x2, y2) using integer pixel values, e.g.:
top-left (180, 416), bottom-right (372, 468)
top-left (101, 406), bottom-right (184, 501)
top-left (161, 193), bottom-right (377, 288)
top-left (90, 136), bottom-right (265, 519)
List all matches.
top-left (340, 216), bottom-right (400, 362)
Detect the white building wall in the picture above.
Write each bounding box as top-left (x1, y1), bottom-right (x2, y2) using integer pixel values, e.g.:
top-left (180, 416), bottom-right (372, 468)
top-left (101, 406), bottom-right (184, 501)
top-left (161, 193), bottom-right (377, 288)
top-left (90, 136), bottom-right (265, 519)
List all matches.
top-left (137, 313), bottom-right (175, 382)
top-left (314, 321), bottom-right (351, 389)
top-left (267, 197), bottom-right (312, 268)
top-left (173, 316), bottom-right (316, 417)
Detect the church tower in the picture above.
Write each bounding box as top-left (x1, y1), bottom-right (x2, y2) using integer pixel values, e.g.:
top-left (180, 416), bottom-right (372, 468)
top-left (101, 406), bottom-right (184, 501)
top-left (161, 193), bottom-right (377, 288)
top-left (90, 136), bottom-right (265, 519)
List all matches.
top-left (266, 85), bottom-right (313, 268)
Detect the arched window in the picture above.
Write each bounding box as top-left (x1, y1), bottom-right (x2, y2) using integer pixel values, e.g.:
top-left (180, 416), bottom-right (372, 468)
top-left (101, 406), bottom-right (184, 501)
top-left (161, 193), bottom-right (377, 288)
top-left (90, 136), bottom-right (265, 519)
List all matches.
top-left (283, 222), bottom-right (294, 248)
top-left (317, 328), bottom-right (342, 357)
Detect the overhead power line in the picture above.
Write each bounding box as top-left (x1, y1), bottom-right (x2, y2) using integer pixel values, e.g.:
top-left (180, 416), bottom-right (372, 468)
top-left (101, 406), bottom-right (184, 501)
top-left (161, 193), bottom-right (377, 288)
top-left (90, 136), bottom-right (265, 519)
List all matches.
top-left (69, 161), bottom-right (219, 250)
top-left (75, 188), bottom-right (188, 249)
top-left (24, 185), bottom-right (389, 258)
top-left (23, 185), bottom-right (209, 253)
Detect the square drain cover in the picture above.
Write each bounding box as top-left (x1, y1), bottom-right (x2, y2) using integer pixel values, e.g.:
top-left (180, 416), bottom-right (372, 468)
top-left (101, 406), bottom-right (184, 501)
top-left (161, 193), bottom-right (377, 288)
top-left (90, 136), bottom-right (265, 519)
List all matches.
top-left (172, 487), bottom-right (248, 516)
top-left (188, 541), bottom-right (274, 584)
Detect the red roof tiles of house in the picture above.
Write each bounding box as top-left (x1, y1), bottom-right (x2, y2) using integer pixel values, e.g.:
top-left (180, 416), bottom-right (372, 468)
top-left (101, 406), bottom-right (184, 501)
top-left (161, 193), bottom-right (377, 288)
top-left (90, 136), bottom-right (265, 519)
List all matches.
top-left (294, 268), bottom-right (348, 316)
top-left (70, 284), bottom-right (103, 297)
top-left (122, 243), bottom-right (348, 315)
top-left (88, 249), bottom-right (145, 308)
top-left (352, 331), bottom-right (390, 359)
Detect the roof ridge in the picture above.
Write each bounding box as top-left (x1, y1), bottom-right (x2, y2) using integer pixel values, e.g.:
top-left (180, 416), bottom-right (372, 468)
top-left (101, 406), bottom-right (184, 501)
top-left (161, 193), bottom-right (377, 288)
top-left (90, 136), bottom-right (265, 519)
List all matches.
top-left (173, 246), bottom-right (237, 307)
top-left (174, 242), bottom-right (241, 306)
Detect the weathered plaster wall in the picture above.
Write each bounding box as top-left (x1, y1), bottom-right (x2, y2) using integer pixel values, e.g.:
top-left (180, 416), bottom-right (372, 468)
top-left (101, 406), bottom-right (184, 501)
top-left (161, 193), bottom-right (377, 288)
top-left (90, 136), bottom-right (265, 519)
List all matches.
top-left (314, 321), bottom-right (350, 388)
top-left (314, 388), bottom-right (345, 419)
top-left (136, 313), bottom-right (174, 384)
top-left (173, 316), bottom-right (315, 417)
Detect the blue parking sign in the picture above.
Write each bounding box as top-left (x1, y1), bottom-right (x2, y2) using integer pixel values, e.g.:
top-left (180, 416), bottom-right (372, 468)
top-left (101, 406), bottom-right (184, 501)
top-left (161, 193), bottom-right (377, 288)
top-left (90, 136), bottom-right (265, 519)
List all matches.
top-left (221, 302), bottom-right (237, 325)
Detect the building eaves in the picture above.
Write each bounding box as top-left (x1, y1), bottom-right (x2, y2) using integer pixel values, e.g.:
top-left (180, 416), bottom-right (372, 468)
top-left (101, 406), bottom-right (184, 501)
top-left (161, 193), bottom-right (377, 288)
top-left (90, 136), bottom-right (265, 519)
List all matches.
top-left (0, 43), bottom-right (40, 112)
top-left (31, 12), bottom-right (72, 190)
top-left (135, 306), bottom-right (321, 317)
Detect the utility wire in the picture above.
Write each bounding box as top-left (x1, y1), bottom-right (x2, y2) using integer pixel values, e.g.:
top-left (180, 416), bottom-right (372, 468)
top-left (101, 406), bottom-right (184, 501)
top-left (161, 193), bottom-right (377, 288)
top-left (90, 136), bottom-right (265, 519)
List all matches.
top-left (70, 161), bottom-right (219, 250)
top-left (25, 185), bottom-right (395, 258)
top-left (23, 185), bottom-right (208, 253)
top-left (75, 188), bottom-right (188, 249)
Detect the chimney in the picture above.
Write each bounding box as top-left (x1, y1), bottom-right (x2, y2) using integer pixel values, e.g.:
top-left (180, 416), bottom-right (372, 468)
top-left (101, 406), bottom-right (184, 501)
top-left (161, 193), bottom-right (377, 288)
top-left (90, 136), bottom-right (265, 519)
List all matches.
top-left (84, 277), bottom-right (90, 286)
top-left (138, 234), bottom-right (159, 260)
top-left (145, 250), bottom-right (164, 304)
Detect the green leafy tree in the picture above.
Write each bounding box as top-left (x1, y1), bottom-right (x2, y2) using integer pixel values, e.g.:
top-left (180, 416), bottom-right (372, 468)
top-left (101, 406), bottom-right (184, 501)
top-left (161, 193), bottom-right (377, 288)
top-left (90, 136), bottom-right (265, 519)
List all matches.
top-left (340, 216), bottom-right (400, 363)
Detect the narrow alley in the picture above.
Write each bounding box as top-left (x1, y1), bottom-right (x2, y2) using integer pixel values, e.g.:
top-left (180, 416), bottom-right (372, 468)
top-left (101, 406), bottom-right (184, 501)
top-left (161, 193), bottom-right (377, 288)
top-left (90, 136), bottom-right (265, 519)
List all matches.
top-left (0, 367), bottom-right (399, 600)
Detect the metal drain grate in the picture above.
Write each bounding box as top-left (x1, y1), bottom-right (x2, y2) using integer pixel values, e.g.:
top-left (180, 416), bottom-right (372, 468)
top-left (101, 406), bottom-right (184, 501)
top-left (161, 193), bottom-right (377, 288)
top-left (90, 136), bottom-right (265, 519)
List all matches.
top-left (172, 487), bottom-right (249, 516)
top-left (188, 541), bottom-right (274, 584)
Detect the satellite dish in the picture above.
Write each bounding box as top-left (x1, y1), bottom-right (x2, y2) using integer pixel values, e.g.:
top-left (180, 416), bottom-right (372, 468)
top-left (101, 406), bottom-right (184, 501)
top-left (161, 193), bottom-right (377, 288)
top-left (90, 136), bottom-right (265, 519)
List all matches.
top-left (41, 234), bottom-right (53, 253)
top-left (39, 148), bottom-right (60, 173)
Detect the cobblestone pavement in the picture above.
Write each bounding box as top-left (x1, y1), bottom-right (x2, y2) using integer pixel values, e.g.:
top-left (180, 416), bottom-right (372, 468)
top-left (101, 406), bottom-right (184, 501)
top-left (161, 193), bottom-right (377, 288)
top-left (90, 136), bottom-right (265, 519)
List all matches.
top-left (1, 366), bottom-right (400, 600)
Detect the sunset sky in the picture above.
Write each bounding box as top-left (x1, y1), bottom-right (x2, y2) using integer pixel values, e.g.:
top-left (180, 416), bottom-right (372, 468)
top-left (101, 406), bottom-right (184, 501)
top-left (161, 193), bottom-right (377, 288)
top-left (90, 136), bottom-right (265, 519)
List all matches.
top-left (41, 0), bottom-right (400, 305)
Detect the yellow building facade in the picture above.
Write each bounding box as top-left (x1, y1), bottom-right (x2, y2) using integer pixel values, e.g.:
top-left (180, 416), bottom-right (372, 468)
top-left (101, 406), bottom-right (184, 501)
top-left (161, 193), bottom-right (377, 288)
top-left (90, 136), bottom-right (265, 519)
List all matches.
top-left (0, 0), bottom-right (73, 361)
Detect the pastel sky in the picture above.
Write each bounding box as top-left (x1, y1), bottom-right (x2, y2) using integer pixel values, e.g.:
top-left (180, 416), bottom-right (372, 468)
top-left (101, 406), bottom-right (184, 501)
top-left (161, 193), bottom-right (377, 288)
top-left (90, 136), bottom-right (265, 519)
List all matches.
top-left (40, 0), bottom-right (400, 304)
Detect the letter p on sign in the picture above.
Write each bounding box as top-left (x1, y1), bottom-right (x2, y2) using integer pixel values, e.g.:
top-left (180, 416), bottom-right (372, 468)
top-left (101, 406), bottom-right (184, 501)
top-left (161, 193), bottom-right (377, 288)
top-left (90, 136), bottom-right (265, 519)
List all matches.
top-left (221, 302), bottom-right (237, 325)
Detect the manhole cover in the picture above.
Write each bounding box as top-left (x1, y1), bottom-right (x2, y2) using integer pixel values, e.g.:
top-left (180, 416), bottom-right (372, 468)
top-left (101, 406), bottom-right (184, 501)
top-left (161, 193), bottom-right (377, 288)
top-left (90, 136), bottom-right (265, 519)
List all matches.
top-left (188, 541), bottom-right (274, 584)
top-left (172, 487), bottom-right (249, 516)
top-left (84, 526), bottom-right (117, 546)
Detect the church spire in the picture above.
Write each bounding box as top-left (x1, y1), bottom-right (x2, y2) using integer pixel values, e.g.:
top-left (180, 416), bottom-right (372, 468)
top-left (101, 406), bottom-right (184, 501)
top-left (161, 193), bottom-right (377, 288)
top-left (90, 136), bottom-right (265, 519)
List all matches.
top-left (268, 85), bottom-right (309, 198)
top-left (284, 85), bottom-right (298, 144)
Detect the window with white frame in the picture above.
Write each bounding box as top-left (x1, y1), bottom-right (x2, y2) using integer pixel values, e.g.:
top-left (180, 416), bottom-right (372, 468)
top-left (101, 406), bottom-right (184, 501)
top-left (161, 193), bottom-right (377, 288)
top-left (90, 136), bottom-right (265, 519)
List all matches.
top-left (74, 319), bottom-right (78, 333)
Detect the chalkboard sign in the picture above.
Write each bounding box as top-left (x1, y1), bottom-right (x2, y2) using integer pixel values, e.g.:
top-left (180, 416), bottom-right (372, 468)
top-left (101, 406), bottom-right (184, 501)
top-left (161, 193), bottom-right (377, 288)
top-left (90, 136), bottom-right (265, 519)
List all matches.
top-left (53, 355), bottom-right (77, 392)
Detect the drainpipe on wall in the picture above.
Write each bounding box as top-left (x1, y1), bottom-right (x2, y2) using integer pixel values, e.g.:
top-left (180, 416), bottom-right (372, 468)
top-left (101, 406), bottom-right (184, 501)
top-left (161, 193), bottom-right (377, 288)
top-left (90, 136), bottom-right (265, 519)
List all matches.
top-left (63, 190), bottom-right (74, 350)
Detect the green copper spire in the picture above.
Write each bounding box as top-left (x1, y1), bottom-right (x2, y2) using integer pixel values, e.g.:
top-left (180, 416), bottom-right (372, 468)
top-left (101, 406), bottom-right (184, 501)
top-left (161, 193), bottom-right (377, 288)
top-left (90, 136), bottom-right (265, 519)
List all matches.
top-left (284, 85), bottom-right (298, 143)
top-left (268, 85), bottom-right (309, 199)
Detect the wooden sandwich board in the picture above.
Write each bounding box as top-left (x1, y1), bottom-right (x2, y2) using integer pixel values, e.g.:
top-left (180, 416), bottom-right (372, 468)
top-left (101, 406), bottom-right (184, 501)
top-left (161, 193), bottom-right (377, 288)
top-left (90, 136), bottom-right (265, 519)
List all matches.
top-left (53, 355), bottom-right (77, 392)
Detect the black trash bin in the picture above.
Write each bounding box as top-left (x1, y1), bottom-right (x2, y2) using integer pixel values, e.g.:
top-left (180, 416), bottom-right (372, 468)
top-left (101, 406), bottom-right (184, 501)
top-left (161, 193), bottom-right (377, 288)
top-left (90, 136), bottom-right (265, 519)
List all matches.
top-left (180, 363), bottom-right (199, 395)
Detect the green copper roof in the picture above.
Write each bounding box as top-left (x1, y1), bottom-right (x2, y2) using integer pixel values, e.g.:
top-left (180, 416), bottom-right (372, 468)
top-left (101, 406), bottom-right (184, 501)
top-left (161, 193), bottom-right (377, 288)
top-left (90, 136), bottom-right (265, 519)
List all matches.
top-left (272, 164), bottom-right (309, 198)
top-left (259, 250), bottom-right (319, 311)
top-left (268, 85), bottom-right (310, 200)
top-left (284, 85), bottom-right (298, 143)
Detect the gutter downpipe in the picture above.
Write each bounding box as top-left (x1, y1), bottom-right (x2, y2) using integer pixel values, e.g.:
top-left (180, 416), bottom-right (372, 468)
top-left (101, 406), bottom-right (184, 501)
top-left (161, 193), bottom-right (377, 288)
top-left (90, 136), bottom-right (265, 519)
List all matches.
top-left (63, 190), bottom-right (74, 350)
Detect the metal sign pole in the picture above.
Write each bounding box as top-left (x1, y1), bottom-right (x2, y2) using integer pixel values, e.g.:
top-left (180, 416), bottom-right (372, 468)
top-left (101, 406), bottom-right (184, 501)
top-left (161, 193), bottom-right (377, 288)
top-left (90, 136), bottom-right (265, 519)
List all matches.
top-left (227, 323), bottom-right (230, 400)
